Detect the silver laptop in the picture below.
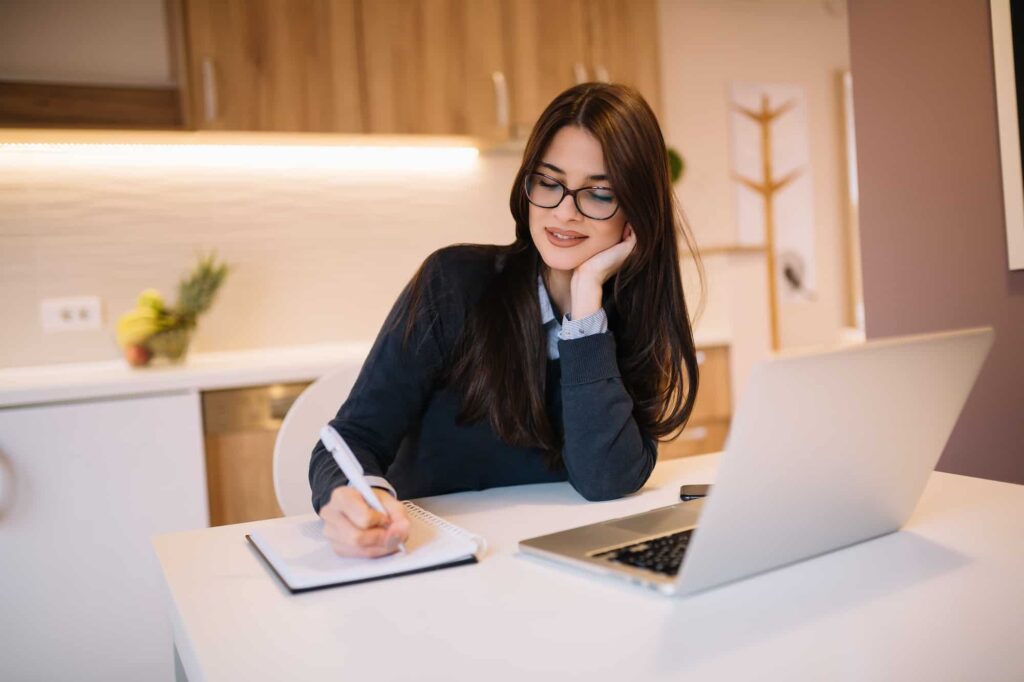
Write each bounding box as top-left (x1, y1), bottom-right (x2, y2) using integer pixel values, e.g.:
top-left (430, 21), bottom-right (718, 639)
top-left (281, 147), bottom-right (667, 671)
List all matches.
top-left (520, 327), bottom-right (994, 596)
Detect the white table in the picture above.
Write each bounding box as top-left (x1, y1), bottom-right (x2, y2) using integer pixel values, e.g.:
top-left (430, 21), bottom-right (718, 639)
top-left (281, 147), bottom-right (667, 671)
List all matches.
top-left (153, 454), bottom-right (1024, 681)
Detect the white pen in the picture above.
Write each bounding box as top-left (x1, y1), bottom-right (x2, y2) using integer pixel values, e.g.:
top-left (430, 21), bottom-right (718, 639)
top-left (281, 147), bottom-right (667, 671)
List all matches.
top-left (319, 425), bottom-right (407, 554)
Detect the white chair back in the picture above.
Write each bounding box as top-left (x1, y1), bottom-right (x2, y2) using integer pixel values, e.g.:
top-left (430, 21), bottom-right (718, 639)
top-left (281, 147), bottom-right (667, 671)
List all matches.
top-left (273, 364), bottom-right (363, 516)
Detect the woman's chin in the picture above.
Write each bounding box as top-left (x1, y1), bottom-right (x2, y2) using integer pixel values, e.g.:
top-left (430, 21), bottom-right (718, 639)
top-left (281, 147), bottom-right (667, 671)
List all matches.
top-left (536, 246), bottom-right (588, 272)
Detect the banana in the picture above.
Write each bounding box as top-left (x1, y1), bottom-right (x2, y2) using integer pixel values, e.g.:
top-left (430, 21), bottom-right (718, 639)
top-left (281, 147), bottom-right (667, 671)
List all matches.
top-left (116, 307), bottom-right (162, 347)
top-left (137, 289), bottom-right (166, 313)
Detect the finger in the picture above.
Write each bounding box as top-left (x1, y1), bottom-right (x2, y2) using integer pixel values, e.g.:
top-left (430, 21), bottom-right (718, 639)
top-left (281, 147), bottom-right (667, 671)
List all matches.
top-left (323, 514), bottom-right (397, 558)
top-left (336, 520), bottom-right (390, 550)
top-left (356, 543), bottom-right (402, 559)
top-left (377, 494), bottom-right (412, 542)
top-left (321, 508), bottom-right (356, 542)
top-left (335, 487), bottom-right (388, 529)
top-left (327, 536), bottom-right (397, 559)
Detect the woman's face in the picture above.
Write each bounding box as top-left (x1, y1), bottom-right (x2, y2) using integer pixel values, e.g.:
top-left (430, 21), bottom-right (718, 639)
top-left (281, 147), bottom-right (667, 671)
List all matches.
top-left (528, 126), bottom-right (629, 273)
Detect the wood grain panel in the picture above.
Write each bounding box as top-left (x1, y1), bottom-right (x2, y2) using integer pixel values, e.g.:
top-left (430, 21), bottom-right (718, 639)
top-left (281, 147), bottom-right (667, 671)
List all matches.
top-left (585, 0), bottom-right (662, 117)
top-left (165, 0), bottom-right (194, 130)
top-left (204, 431), bottom-right (284, 527)
top-left (659, 420), bottom-right (730, 459)
top-left (501, 0), bottom-right (588, 137)
top-left (0, 81), bottom-right (182, 128)
top-left (183, 0), bottom-right (363, 132)
top-left (689, 345), bottom-right (732, 423)
top-left (360, 0), bottom-right (505, 137)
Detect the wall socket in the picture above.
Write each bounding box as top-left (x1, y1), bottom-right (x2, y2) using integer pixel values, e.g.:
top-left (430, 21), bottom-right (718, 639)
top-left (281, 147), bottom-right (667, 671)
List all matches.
top-left (40, 296), bottom-right (104, 333)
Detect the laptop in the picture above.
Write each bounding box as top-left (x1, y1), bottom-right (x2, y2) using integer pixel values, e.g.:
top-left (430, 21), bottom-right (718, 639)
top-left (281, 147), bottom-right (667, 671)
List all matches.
top-left (519, 327), bottom-right (994, 596)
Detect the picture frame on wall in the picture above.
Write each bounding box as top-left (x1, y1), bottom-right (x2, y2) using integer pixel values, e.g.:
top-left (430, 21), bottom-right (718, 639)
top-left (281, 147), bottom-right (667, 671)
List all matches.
top-left (991, 0), bottom-right (1024, 270)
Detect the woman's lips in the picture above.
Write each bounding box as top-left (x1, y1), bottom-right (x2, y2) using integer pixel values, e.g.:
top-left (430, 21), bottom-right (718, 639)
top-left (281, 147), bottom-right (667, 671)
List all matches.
top-left (545, 227), bottom-right (588, 248)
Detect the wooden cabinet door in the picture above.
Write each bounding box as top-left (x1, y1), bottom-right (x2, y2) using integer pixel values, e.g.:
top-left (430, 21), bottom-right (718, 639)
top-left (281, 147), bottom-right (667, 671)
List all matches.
top-left (360, 0), bottom-right (506, 137)
top-left (584, 0), bottom-right (662, 117)
top-left (502, 0), bottom-right (589, 138)
top-left (183, 0), bottom-right (363, 132)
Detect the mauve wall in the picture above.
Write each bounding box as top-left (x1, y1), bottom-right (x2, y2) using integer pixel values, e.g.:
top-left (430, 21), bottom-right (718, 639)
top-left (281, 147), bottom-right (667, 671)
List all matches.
top-left (848, 0), bottom-right (1024, 484)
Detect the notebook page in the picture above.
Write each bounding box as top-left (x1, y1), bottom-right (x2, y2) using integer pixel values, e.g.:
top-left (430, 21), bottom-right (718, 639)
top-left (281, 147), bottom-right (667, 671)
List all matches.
top-left (249, 506), bottom-right (480, 591)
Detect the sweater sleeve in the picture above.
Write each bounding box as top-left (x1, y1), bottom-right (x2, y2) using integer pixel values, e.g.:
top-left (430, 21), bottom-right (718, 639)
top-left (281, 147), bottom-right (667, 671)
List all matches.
top-left (557, 332), bottom-right (657, 501)
top-left (308, 250), bottom-right (462, 513)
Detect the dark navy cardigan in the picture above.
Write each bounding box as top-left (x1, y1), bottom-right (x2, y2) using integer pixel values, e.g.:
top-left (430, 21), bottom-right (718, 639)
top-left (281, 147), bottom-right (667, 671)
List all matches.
top-left (309, 244), bottom-right (657, 511)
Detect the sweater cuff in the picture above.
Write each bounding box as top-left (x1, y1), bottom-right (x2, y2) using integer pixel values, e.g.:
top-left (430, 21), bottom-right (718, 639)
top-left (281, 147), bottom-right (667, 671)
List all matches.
top-left (314, 475), bottom-right (397, 513)
top-left (558, 332), bottom-right (620, 385)
top-left (363, 476), bottom-right (398, 499)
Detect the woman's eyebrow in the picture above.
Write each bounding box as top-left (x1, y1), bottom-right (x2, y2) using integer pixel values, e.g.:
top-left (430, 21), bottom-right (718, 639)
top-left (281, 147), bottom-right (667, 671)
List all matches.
top-left (538, 161), bottom-right (608, 182)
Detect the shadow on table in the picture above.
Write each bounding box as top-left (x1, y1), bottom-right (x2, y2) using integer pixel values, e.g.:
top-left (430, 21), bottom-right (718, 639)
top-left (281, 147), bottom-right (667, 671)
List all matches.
top-left (649, 530), bottom-right (969, 672)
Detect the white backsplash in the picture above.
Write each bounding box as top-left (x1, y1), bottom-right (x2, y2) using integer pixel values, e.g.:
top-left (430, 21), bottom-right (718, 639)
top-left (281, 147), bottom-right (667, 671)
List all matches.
top-left (0, 147), bottom-right (519, 368)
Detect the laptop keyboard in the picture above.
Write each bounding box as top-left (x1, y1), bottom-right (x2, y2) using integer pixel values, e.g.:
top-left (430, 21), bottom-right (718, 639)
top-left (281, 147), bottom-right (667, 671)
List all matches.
top-left (592, 529), bottom-right (694, 576)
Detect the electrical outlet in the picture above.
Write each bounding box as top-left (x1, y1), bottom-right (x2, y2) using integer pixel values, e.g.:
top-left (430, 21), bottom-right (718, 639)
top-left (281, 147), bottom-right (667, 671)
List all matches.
top-left (40, 296), bottom-right (104, 333)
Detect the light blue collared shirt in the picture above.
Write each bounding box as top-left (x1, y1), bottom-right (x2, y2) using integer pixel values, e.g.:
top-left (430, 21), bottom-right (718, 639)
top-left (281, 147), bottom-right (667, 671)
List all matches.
top-left (537, 274), bottom-right (608, 360)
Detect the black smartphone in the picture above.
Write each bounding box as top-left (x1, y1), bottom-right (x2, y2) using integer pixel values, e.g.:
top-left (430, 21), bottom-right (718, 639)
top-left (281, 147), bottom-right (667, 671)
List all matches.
top-left (679, 484), bottom-right (711, 501)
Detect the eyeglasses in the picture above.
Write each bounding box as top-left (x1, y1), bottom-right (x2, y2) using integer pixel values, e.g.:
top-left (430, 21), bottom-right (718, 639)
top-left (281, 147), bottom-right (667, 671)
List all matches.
top-left (523, 172), bottom-right (620, 220)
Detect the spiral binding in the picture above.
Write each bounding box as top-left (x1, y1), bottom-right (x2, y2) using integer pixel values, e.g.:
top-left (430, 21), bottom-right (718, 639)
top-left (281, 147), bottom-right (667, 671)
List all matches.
top-left (402, 501), bottom-right (488, 556)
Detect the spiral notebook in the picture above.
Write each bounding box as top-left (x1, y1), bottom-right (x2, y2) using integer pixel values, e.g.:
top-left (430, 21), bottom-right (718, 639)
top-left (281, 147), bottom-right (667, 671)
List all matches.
top-left (246, 501), bottom-right (486, 593)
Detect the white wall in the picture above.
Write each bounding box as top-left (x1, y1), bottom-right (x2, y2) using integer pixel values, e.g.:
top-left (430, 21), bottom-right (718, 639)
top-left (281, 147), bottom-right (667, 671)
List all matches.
top-left (0, 147), bottom-right (518, 368)
top-left (0, 0), bottom-right (852, 373)
top-left (0, 0), bottom-right (172, 86)
top-left (658, 0), bottom-right (853, 399)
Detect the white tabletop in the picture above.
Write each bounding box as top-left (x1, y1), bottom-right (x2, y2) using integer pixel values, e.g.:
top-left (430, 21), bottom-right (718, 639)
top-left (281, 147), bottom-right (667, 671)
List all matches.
top-left (153, 454), bottom-right (1024, 682)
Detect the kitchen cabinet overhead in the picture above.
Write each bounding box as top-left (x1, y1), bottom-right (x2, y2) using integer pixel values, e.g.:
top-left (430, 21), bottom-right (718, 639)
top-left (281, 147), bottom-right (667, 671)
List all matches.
top-left (1, 0), bottom-right (661, 136)
top-left (181, 0), bottom-right (363, 132)
top-left (360, 0), bottom-right (508, 138)
top-left (501, 0), bottom-right (589, 139)
top-left (585, 0), bottom-right (662, 116)
top-left (502, 0), bottom-right (661, 138)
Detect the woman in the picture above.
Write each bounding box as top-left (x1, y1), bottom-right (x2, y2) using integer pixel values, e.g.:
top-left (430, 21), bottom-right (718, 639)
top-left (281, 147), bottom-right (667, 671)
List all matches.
top-left (311, 82), bottom-right (702, 558)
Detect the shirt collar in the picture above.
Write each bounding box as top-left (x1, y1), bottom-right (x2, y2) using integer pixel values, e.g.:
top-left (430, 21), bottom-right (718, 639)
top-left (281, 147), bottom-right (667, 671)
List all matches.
top-left (537, 274), bottom-right (557, 325)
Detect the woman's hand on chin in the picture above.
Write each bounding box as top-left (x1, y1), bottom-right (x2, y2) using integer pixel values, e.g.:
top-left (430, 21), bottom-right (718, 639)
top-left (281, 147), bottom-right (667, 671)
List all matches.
top-left (570, 224), bottom-right (636, 318)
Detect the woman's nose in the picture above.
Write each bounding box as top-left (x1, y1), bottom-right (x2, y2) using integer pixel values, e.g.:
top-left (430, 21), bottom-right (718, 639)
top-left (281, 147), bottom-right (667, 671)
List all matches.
top-left (552, 192), bottom-right (582, 221)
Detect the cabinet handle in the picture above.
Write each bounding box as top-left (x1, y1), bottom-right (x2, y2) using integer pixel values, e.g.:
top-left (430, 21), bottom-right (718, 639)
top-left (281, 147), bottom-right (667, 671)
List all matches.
top-left (595, 65), bottom-right (610, 83)
top-left (573, 63), bottom-right (588, 84)
top-left (491, 71), bottom-right (510, 133)
top-left (201, 58), bottom-right (219, 122)
top-left (0, 450), bottom-right (13, 520)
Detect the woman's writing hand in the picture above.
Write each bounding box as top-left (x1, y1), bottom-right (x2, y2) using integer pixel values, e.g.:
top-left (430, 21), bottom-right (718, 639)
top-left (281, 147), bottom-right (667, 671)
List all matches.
top-left (319, 486), bottom-right (411, 558)
top-left (570, 224), bottom-right (637, 319)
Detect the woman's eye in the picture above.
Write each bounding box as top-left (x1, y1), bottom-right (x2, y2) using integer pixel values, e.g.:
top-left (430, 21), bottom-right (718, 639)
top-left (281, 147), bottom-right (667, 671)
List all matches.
top-left (590, 191), bottom-right (614, 203)
top-left (539, 179), bottom-right (559, 188)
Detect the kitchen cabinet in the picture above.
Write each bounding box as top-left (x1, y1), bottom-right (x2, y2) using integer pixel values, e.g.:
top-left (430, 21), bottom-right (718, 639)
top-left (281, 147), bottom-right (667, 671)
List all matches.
top-left (585, 0), bottom-right (662, 116)
top-left (0, 391), bottom-right (208, 682)
top-left (360, 0), bottom-right (508, 138)
top-left (202, 382), bottom-right (310, 526)
top-left (501, 0), bottom-right (589, 139)
top-left (661, 344), bottom-right (732, 458)
top-left (181, 0), bottom-right (363, 132)
top-left (502, 0), bottom-right (662, 138)
top-left (2, 0), bottom-right (662, 136)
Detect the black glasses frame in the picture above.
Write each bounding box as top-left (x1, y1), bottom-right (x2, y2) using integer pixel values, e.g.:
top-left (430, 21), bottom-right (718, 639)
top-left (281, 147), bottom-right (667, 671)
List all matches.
top-left (523, 172), bottom-right (620, 220)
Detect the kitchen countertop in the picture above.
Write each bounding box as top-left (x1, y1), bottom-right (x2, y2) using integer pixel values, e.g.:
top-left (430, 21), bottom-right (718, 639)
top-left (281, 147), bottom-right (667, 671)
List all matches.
top-left (0, 332), bottom-right (731, 409)
top-left (0, 343), bottom-right (373, 409)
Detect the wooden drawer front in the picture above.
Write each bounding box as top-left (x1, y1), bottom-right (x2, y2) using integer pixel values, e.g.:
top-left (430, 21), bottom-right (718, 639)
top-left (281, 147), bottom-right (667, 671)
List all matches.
top-left (659, 420), bottom-right (730, 459)
top-left (689, 345), bottom-right (731, 423)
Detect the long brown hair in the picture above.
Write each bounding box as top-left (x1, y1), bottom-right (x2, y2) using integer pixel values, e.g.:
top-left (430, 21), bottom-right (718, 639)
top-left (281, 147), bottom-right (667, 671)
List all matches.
top-left (407, 83), bottom-right (702, 468)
